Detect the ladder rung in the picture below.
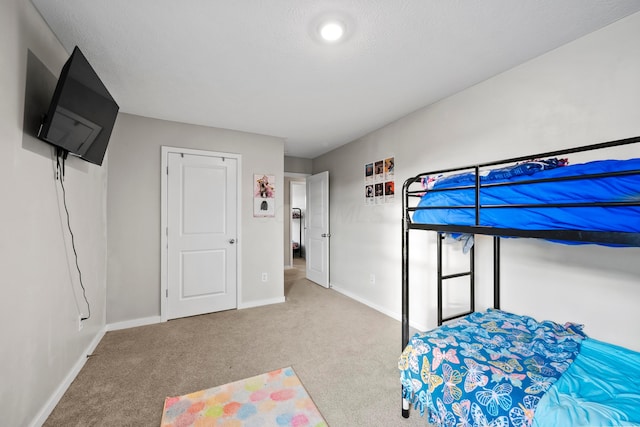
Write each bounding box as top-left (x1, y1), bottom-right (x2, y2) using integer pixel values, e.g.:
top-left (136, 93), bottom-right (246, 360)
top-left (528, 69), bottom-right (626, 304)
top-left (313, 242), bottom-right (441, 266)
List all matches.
top-left (442, 271), bottom-right (471, 280)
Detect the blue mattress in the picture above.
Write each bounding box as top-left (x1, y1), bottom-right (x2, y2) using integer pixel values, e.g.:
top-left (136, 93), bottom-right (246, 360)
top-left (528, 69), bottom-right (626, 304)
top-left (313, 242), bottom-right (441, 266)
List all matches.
top-left (533, 338), bottom-right (640, 427)
top-left (412, 158), bottom-right (640, 236)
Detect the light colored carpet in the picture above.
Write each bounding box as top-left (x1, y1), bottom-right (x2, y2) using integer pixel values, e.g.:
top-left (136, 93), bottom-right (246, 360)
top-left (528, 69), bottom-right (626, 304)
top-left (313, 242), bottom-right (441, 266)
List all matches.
top-left (44, 259), bottom-right (428, 426)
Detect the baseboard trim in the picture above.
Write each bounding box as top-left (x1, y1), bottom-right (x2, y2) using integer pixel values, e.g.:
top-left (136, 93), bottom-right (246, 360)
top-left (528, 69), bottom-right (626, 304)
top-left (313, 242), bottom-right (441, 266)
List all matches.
top-left (330, 283), bottom-right (429, 331)
top-left (30, 327), bottom-right (106, 427)
top-left (106, 315), bottom-right (162, 331)
top-left (238, 296), bottom-right (286, 309)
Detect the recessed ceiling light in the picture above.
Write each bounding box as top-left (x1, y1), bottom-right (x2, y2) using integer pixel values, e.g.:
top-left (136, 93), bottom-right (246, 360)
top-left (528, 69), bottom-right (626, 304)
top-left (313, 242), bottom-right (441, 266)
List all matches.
top-left (319, 21), bottom-right (344, 42)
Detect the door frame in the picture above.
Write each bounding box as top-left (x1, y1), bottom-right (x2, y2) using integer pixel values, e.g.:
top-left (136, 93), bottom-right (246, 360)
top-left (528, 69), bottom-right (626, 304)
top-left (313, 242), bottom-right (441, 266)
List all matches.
top-left (285, 173), bottom-right (309, 267)
top-left (160, 146), bottom-right (242, 322)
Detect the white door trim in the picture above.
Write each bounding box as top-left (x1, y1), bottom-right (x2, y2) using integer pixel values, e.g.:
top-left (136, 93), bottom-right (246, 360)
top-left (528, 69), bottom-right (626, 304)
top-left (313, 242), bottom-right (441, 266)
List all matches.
top-left (160, 146), bottom-right (242, 322)
top-left (285, 173), bottom-right (310, 268)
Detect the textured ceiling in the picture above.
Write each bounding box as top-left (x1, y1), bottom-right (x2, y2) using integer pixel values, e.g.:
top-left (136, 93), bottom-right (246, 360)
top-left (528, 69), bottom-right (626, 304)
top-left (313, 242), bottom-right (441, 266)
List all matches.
top-left (31, 1), bottom-right (640, 159)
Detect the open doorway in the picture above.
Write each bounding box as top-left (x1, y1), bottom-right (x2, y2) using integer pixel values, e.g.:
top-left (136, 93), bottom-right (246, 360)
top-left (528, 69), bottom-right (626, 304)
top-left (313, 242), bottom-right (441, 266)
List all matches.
top-left (284, 177), bottom-right (307, 298)
top-left (290, 180), bottom-right (306, 267)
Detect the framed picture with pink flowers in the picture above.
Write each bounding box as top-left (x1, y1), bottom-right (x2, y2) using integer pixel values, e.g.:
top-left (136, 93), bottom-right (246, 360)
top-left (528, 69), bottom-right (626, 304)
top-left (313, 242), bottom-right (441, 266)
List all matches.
top-left (254, 174), bottom-right (275, 217)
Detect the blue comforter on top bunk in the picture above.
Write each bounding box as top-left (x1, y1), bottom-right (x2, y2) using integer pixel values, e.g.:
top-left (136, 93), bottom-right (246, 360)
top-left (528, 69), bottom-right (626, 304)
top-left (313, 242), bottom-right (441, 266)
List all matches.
top-left (412, 158), bottom-right (640, 235)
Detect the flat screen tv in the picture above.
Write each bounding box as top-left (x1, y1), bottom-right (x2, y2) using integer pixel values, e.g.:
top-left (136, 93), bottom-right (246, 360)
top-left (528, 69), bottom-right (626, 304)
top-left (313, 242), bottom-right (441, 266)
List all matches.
top-left (38, 46), bottom-right (119, 166)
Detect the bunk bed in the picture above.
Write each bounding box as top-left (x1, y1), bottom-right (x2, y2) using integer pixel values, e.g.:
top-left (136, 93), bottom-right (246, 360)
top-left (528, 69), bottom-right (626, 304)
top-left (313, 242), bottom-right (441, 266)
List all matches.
top-left (399, 136), bottom-right (640, 427)
top-left (292, 208), bottom-right (302, 258)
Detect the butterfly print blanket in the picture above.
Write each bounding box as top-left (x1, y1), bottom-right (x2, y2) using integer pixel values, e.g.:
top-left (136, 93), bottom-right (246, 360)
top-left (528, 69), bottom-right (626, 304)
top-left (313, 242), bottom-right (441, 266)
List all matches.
top-left (399, 309), bottom-right (586, 427)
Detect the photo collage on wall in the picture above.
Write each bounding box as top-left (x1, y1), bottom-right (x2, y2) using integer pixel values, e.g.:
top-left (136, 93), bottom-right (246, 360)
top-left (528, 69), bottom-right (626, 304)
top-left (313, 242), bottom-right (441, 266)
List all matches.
top-left (365, 156), bottom-right (394, 205)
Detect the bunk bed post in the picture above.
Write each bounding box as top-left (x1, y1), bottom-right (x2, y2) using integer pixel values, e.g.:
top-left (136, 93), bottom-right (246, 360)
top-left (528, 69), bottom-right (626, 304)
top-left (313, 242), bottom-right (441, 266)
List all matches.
top-left (470, 241), bottom-right (475, 313)
top-left (401, 225), bottom-right (410, 348)
top-left (401, 178), bottom-right (412, 419)
top-left (474, 165), bottom-right (480, 225)
top-left (493, 236), bottom-right (501, 309)
top-left (437, 233), bottom-right (443, 326)
top-left (401, 180), bottom-right (411, 349)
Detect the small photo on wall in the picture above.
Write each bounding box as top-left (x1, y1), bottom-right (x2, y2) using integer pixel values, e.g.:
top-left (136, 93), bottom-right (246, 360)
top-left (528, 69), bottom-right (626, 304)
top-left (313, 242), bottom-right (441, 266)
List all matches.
top-left (375, 160), bottom-right (384, 181)
top-left (375, 182), bottom-right (384, 204)
top-left (384, 157), bottom-right (394, 180)
top-left (365, 163), bottom-right (374, 183)
top-left (254, 198), bottom-right (275, 216)
top-left (385, 180), bottom-right (395, 203)
top-left (365, 184), bottom-right (374, 205)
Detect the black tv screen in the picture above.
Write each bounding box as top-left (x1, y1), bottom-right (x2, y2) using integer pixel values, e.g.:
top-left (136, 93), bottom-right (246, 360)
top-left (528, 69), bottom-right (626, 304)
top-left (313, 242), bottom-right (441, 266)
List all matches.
top-left (39, 46), bottom-right (119, 166)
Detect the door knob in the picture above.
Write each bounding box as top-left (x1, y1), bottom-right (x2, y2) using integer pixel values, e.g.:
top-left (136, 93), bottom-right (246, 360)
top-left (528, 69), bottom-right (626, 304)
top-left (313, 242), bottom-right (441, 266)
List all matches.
top-left (229, 239), bottom-right (236, 244)
top-left (321, 233), bottom-right (331, 238)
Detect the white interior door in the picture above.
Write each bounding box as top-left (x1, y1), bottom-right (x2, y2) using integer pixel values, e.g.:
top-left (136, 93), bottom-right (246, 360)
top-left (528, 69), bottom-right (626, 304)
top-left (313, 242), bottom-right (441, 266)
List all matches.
top-left (166, 152), bottom-right (237, 319)
top-left (306, 171), bottom-right (329, 287)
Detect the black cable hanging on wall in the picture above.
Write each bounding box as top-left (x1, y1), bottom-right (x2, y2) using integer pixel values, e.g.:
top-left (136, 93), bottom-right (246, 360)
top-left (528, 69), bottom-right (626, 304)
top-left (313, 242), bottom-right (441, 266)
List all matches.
top-left (56, 148), bottom-right (91, 321)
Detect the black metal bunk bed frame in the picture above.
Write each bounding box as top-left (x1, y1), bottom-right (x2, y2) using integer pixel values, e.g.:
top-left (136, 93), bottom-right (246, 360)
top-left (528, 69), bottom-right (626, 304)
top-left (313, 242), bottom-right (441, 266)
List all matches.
top-left (400, 135), bottom-right (640, 418)
top-left (292, 207), bottom-right (302, 258)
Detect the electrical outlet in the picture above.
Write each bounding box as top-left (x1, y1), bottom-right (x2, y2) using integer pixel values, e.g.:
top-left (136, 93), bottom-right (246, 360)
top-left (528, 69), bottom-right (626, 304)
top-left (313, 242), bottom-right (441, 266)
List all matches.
top-left (369, 274), bottom-right (376, 284)
top-left (78, 316), bottom-right (84, 331)
top-left (262, 272), bottom-right (268, 282)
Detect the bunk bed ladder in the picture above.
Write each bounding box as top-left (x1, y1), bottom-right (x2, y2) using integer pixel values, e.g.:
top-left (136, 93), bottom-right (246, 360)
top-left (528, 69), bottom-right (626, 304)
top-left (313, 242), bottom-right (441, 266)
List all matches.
top-left (436, 233), bottom-right (475, 325)
top-left (494, 236), bottom-right (501, 310)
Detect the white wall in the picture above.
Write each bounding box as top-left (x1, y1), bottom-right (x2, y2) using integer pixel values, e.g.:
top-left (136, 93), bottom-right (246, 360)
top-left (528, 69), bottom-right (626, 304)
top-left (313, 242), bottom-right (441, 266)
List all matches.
top-left (107, 113), bottom-right (285, 323)
top-left (284, 156), bottom-right (312, 175)
top-left (313, 12), bottom-right (640, 351)
top-left (0, 1), bottom-right (108, 425)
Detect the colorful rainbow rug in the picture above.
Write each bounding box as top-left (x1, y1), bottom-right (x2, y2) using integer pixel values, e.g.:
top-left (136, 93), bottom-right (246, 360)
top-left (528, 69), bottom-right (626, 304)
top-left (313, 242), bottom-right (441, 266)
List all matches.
top-left (161, 367), bottom-right (328, 427)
